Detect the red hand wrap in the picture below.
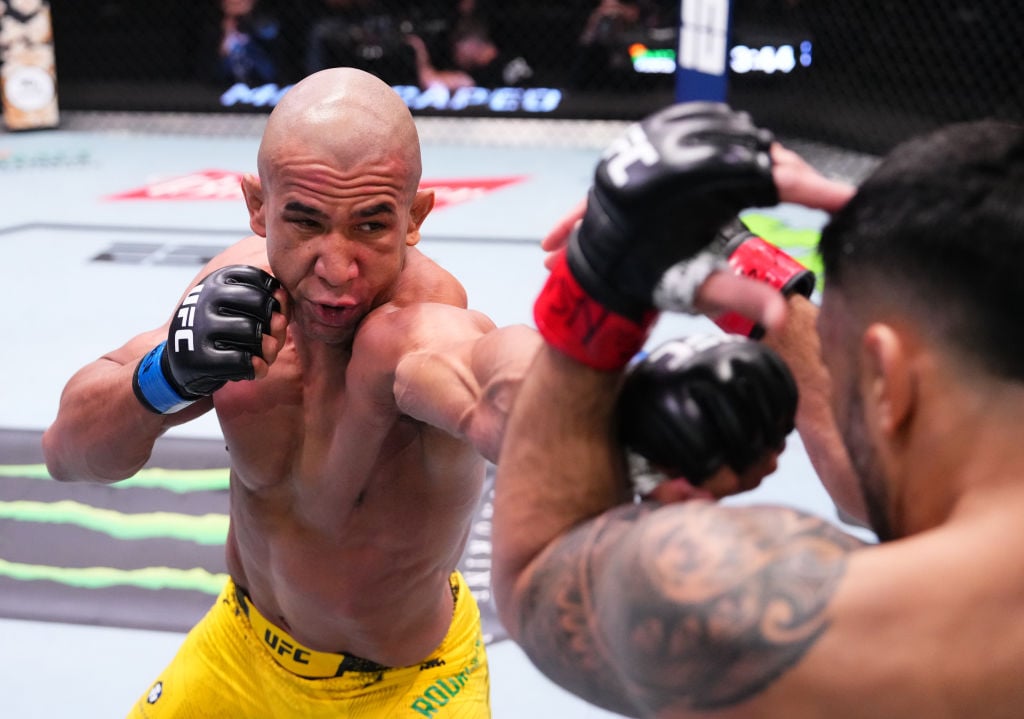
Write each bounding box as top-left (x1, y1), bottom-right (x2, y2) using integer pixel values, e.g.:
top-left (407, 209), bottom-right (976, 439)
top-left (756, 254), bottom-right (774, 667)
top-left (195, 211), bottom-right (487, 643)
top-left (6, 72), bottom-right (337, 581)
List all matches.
top-left (716, 235), bottom-right (814, 337)
top-left (534, 253), bottom-right (657, 371)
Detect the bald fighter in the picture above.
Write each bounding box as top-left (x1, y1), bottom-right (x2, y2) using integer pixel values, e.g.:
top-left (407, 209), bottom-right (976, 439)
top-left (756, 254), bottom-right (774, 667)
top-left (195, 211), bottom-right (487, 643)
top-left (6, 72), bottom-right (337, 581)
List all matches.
top-left (42, 67), bottom-right (539, 717)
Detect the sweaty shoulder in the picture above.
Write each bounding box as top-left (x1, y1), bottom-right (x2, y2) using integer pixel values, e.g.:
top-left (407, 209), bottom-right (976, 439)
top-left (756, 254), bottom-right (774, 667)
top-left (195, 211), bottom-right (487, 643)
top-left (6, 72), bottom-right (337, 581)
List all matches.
top-left (391, 247), bottom-right (469, 309)
top-left (355, 298), bottom-right (495, 367)
top-left (346, 248), bottom-right (496, 412)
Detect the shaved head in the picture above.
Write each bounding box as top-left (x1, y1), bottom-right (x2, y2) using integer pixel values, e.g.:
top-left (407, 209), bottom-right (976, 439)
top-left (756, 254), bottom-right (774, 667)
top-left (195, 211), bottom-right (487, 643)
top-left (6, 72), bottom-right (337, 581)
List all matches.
top-left (258, 68), bottom-right (422, 200)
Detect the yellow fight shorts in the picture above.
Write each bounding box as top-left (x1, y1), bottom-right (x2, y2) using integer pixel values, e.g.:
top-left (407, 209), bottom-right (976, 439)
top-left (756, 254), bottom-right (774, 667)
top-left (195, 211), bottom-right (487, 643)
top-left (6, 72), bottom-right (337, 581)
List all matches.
top-left (129, 572), bottom-right (490, 718)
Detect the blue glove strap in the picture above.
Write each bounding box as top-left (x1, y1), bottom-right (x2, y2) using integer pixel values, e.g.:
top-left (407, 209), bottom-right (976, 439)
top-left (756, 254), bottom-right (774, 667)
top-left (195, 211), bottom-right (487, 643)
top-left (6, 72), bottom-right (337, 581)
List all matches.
top-left (132, 341), bottom-right (196, 414)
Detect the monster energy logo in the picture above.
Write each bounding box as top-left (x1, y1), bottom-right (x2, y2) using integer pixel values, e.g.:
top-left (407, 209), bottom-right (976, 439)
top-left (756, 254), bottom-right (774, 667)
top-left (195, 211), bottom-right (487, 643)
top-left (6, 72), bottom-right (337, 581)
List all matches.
top-left (0, 463), bottom-right (229, 593)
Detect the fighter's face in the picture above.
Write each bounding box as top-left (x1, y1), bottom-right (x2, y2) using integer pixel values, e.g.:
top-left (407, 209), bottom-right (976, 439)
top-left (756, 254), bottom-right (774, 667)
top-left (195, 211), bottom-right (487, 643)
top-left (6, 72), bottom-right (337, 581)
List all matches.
top-left (256, 156), bottom-right (423, 347)
top-left (818, 289), bottom-right (893, 540)
top-left (837, 381), bottom-right (893, 541)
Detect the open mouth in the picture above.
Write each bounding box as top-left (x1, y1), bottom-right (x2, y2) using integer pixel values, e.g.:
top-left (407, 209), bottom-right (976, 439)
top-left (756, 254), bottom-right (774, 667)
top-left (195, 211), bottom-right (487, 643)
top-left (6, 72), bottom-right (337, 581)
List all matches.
top-left (310, 301), bottom-right (357, 327)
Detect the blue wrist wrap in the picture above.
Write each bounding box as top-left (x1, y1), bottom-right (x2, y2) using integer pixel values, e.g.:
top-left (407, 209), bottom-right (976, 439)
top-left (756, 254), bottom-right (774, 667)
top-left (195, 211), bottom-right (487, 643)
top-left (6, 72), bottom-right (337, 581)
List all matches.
top-left (132, 341), bottom-right (197, 414)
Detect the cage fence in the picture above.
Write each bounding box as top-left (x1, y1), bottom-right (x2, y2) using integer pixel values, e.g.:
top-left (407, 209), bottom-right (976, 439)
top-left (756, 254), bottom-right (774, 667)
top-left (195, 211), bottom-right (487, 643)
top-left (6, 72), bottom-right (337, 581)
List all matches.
top-left (1, 0), bottom-right (1020, 170)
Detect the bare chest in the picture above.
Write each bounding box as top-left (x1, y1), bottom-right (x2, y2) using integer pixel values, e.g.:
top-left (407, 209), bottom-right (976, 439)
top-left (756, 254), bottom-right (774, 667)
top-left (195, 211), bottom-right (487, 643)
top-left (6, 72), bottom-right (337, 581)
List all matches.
top-left (209, 362), bottom-right (486, 656)
top-left (211, 361), bottom-right (484, 531)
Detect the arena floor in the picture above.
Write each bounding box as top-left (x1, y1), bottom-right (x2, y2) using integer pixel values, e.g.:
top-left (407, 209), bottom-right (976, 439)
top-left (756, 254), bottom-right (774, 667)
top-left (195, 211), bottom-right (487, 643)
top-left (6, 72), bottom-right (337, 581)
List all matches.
top-left (0, 111), bottom-right (876, 718)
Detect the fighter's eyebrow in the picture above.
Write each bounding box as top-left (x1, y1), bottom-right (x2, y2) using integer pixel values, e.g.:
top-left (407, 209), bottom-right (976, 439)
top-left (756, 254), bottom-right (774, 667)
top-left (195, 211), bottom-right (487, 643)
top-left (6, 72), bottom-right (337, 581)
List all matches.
top-left (356, 202), bottom-right (395, 218)
top-left (283, 201), bottom-right (328, 218)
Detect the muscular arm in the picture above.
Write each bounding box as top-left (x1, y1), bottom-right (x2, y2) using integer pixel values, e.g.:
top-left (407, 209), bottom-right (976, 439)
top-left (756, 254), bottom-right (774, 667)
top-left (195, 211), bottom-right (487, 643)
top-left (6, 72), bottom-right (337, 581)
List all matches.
top-left (761, 146), bottom-right (868, 523)
top-left (763, 296), bottom-right (869, 525)
top-left (492, 346), bottom-right (637, 714)
top-left (378, 304), bottom-right (542, 463)
top-left (42, 329), bottom-right (215, 483)
top-left (493, 345), bottom-right (865, 716)
top-left (41, 235), bottom-right (278, 483)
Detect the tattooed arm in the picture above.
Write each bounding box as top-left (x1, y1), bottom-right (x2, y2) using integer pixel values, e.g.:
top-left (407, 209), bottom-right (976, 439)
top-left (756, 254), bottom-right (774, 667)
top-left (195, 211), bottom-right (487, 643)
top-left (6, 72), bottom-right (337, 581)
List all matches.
top-left (493, 345), bottom-right (866, 717)
top-left (492, 345), bottom-right (644, 715)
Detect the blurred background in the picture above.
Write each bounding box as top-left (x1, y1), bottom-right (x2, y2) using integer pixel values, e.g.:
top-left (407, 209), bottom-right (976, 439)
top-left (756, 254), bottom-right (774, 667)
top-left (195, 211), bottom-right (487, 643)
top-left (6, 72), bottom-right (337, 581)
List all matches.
top-left (3, 0), bottom-right (1012, 154)
top-left (0, 2), bottom-right (1021, 716)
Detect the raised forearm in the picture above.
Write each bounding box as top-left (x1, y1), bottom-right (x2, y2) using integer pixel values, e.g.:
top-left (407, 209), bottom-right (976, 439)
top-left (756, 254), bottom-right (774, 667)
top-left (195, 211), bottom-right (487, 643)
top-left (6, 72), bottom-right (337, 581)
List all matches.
top-left (763, 295), bottom-right (868, 523)
top-left (492, 346), bottom-right (633, 637)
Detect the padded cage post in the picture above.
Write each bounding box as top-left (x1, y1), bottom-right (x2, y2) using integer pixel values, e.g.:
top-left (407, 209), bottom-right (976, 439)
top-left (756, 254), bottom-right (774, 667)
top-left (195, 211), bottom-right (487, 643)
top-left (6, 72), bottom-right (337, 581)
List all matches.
top-left (676, 0), bottom-right (731, 102)
top-left (0, 0), bottom-right (60, 131)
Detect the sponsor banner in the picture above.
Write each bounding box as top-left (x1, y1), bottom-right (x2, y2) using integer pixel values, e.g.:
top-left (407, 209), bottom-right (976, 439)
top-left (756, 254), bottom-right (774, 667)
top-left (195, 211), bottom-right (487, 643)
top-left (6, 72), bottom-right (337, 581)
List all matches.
top-left (420, 176), bottom-right (526, 210)
top-left (0, 146), bottom-right (90, 170)
top-left (220, 81), bottom-right (564, 115)
top-left (106, 170), bottom-right (245, 202)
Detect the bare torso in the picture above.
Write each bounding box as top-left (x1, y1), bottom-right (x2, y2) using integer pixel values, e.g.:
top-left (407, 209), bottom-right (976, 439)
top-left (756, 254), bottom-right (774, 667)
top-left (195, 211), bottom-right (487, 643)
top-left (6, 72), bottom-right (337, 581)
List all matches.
top-left (212, 239), bottom-right (486, 667)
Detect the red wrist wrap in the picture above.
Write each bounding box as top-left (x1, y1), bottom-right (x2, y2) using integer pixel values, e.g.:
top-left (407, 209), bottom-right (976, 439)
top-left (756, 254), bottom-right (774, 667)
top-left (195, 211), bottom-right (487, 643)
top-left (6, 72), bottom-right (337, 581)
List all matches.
top-left (534, 254), bottom-right (657, 371)
top-left (728, 235), bottom-right (810, 289)
top-left (716, 236), bottom-right (814, 337)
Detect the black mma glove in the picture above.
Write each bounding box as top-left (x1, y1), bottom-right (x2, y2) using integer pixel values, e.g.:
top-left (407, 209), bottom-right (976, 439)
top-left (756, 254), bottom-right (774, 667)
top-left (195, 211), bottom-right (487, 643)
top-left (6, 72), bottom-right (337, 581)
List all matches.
top-left (133, 265), bottom-right (280, 414)
top-left (534, 102), bottom-right (777, 370)
top-left (654, 216), bottom-right (816, 338)
top-left (617, 334), bottom-right (797, 493)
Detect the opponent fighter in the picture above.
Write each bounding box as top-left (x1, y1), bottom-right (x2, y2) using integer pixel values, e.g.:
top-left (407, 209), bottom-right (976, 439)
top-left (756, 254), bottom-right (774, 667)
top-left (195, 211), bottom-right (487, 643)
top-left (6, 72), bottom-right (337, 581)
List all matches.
top-left (494, 104), bottom-right (1024, 716)
top-left (42, 67), bottom-right (540, 717)
top-left (538, 140), bottom-right (864, 520)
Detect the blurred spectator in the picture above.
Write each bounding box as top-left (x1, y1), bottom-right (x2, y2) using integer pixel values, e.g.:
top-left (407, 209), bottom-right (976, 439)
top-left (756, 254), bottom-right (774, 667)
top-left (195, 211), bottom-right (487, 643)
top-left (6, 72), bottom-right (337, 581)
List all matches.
top-left (450, 17), bottom-right (533, 87)
top-left (568, 0), bottom-right (673, 91)
top-left (304, 0), bottom-right (417, 86)
top-left (197, 0), bottom-right (284, 86)
top-left (406, 4), bottom-right (532, 91)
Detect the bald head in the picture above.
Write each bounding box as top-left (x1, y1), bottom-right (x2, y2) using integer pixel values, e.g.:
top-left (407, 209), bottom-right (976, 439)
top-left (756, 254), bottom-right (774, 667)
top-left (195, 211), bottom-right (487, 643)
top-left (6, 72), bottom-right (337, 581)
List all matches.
top-left (258, 68), bottom-right (422, 198)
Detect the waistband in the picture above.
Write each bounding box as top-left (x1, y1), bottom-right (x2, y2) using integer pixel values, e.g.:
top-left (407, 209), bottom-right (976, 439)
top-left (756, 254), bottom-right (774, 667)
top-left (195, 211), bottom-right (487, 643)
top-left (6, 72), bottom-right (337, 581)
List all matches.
top-left (232, 573), bottom-right (461, 679)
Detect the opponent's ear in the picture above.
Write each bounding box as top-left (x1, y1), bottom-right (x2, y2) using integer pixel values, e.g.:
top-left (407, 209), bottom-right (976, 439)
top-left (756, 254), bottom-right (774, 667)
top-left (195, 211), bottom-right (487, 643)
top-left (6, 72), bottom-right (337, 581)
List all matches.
top-left (860, 323), bottom-right (915, 437)
top-left (241, 173), bottom-right (267, 237)
top-left (406, 189), bottom-right (435, 247)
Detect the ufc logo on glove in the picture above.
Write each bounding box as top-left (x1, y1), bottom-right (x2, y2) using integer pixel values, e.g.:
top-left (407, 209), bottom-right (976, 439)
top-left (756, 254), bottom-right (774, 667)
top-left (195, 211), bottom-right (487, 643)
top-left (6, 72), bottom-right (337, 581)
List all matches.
top-left (173, 284), bottom-right (205, 353)
top-left (133, 265), bottom-right (280, 414)
top-left (602, 125), bottom-right (660, 188)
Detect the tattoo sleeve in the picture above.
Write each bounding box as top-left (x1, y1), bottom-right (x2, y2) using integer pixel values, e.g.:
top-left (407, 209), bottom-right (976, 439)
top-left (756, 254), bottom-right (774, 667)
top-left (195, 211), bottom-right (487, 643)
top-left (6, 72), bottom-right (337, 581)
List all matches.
top-left (515, 501), bottom-right (864, 716)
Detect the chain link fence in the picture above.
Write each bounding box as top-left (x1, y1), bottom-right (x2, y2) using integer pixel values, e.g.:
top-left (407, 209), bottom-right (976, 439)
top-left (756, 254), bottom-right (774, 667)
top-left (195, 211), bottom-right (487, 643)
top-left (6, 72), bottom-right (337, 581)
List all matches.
top-left (3, 1), bottom-right (1022, 155)
top-left (730, 0), bottom-right (1023, 154)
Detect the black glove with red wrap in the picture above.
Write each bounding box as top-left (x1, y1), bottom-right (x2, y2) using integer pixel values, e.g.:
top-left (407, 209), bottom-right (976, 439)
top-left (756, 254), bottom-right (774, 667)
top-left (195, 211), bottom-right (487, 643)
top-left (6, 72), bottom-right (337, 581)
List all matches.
top-left (654, 217), bottom-right (816, 338)
top-left (534, 102), bottom-right (777, 370)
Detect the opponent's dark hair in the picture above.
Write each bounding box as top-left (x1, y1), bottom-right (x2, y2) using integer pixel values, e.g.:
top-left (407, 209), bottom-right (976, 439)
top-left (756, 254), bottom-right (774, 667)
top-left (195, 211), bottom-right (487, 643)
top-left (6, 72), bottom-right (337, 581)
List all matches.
top-left (819, 118), bottom-right (1024, 382)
